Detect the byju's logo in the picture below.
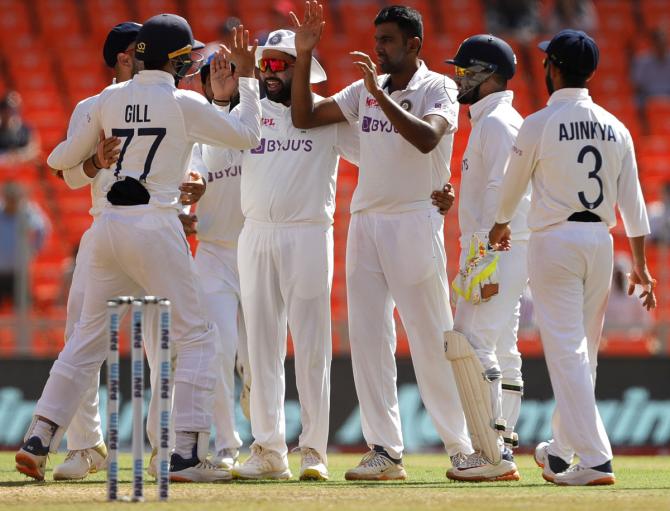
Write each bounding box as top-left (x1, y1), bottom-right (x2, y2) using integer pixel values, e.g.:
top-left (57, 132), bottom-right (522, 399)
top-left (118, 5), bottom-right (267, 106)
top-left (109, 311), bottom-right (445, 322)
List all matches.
top-left (361, 116), bottom-right (398, 134)
top-left (250, 138), bottom-right (313, 154)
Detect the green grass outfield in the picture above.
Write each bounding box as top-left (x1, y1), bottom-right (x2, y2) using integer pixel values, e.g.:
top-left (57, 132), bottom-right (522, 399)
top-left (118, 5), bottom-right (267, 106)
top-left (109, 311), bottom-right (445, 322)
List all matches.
top-left (1, 453), bottom-right (669, 511)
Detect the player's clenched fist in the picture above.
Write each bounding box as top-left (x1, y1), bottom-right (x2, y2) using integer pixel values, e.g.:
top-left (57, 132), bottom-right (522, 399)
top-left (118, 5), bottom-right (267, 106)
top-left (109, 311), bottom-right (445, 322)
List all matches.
top-left (290, 1), bottom-right (325, 53)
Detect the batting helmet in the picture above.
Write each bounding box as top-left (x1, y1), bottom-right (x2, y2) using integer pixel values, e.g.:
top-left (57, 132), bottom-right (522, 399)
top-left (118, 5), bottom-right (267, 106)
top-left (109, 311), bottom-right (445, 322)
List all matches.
top-left (446, 34), bottom-right (517, 80)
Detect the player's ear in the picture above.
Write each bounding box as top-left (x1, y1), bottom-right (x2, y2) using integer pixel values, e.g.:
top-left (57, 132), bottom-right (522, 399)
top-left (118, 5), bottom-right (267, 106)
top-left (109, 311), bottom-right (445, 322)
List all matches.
top-left (116, 51), bottom-right (131, 69)
top-left (407, 36), bottom-right (421, 54)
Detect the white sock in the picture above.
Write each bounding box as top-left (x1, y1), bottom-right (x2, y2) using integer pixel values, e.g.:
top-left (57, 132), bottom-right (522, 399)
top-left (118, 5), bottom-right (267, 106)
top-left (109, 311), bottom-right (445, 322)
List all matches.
top-left (174, 431), bottom-right (197, 458)
top-left (32, 420), bottom-right (56, 447)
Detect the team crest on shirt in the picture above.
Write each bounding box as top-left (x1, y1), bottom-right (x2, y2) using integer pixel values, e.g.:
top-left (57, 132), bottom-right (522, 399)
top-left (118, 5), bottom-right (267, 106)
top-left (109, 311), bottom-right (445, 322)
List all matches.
top-left (400, 99), bottom-right (412, 111)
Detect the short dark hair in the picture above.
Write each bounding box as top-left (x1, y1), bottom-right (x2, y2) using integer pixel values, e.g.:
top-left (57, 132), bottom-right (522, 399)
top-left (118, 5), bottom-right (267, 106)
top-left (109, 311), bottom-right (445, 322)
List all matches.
top-left (374, 5), bottom-right (423, 50)
top-left (143, 59), bottom-right (168, 71)
top-left (557, 65), bottom-right (588, 88)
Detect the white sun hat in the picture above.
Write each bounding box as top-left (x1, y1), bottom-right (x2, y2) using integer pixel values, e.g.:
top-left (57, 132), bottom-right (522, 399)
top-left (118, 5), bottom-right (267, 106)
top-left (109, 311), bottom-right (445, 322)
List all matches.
top-left (255, 29), bottom-right (327, 83)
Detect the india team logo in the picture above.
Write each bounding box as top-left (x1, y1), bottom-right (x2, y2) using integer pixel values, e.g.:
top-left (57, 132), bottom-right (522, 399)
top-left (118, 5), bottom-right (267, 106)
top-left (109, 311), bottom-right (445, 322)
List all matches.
top-left (269, 33), bottom-right (282, 45)
top-left (400, 99), bottom-right (412, 111)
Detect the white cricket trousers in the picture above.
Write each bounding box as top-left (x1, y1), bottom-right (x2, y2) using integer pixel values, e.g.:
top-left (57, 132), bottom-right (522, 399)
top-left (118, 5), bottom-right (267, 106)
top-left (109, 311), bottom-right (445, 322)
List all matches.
top-left (65, 224), bottom-right (162, 451)
top-left (195, 241), bottom-right (245, 452)
top-left (63, 225), bottom-right (104, 451)
top-left (35, 206), bottom-right (218, 435)
top-left (238, 219), bottom-right (333, 460)
top-left (528, 221), bottom-right (613, 467)
top-left (346, 209), bottom-right (472, 459)
top-left (454, 241), bottom-right (527, 438)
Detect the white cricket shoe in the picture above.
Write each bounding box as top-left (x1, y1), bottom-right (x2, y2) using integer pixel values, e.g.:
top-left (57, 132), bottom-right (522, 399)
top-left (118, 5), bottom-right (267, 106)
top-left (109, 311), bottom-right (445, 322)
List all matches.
top-left (169, 447), bottom-right (232, 483)
top-left (344, 449), bottom-right (407, 481)
top-left (232, 445), bottom-right (291, 480)
top-left (534, 441), bottom-right (569, 483)
top-left (15, 437), bottom-right (49, 481)
top-left (53, 443), bottom-right (107, 481)
top-left (553, 464), bottom-right (615, 486)
top-left (298, 447), bottom-right (329, 481)
top-left (446, 451), bottom-right (520, 482)
top-left (212, 448), bottom-right (240, 471)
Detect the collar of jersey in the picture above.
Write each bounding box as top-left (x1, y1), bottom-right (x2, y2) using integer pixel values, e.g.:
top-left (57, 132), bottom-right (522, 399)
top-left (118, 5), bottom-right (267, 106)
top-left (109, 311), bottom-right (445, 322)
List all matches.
top-left (381, 60), bottom-right (429, 93)
top-left (469, 90), bottom-right (514, 124)
top-left (135, 69), bottom-right (176, 87)
top-left (547, 87), bottom-right (591, 105)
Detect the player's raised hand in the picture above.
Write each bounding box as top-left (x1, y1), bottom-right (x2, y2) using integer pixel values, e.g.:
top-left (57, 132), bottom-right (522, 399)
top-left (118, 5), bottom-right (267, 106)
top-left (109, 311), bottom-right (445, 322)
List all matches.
top-left (627, 266), bottom-right (657, 311)
top-left (290, 1), bottom-right (325, 53)
top-left (488, 222), bottom-right (512, 251)
top-left (211, 46), bottom-right (238, 102)
top-left (95, 130), bottom-right (120, 169)
top-left (227, 25), bottom-right (258, 78)
top-left (351, 51), bottom-right (382, 96)
top-left (431, 183), bottom-right (455, 215)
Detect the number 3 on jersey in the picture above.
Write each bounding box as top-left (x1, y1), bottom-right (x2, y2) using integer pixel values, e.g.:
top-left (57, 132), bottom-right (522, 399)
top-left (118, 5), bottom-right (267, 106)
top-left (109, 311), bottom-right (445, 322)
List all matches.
top-left (577, 145), bottom-right (604, 210)
top-left (111, 127), bottom-right (166, 181)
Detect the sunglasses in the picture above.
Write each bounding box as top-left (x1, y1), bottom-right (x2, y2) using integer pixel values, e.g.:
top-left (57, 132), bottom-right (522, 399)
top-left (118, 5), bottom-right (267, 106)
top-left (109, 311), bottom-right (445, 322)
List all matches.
top-left (258, 58), bottom-right (294, 73)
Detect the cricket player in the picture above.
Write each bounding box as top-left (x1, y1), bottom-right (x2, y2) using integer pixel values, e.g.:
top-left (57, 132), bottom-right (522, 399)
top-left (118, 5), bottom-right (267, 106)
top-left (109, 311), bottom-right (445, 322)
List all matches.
top-left (290, 3), bottom-right (473, 480)
top-left (15, 14), bottom-right (261, 483)
top-left (203, 28), bottom-right (358, 481)
top-left (489, 29), bottom-right (656, 486)
top-left (47, 23), bottom-right (207, 482)
top-left (189, 55), bottom-right (249, 471)
top-left (442, 34), bottom-right (528, 482)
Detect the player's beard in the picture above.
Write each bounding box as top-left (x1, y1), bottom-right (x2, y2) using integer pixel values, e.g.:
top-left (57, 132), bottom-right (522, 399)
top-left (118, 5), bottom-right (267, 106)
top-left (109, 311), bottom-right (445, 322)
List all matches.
top-left (264, 77), bottom-right (291, 104)
top-left (457, 84), bottom-right (480, 105)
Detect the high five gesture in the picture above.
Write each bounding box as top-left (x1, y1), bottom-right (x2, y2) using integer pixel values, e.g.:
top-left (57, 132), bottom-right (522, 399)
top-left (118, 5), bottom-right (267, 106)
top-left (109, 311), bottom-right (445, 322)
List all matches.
top-left (290, 1), bottom-right (325, 54)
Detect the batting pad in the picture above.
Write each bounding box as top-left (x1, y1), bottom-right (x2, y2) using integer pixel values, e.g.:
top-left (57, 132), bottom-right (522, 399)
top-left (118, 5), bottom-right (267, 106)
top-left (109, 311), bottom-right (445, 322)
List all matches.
top-left (445, 330), bottom-right (503, 464)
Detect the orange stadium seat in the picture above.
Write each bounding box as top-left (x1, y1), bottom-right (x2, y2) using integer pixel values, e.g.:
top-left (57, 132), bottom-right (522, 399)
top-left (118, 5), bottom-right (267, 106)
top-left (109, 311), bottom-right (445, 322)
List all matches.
top-left (646, 97), bottom-right (670, 136)
top-left (0, 0), bottom-right (33, 43)
top-left (186, 0), bottom-right (232, 43)
top-left (34, 0), bottom-right (84, 36)
top-left (136, 0), bottom-right (181, 23)
top-left (83, 0), bottom-right (134, 45)
top-left (640, 0), bottom-right (670, 30)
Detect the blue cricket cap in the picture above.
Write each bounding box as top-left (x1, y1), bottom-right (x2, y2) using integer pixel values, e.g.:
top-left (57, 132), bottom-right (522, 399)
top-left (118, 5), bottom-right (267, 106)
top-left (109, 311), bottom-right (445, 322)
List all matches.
top-left (103, 22), bottom-right (142, 68)
top-left (538, 29), bottom-right (599, 76)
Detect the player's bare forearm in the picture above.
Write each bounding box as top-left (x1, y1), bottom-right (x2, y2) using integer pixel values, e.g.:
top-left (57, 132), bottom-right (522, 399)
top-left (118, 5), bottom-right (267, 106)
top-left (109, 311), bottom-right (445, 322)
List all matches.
top-left (628, 235), bottom-right (647, 268)
top-left (291, 50), bottom-right (317, 128)
top-left (373, 90), bottom-right (446, 153)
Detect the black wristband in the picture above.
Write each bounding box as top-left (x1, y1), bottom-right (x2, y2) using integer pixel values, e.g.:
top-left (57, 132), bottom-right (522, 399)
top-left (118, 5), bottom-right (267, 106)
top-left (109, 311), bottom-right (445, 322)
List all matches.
top-left (213, 98), bottom-right (231, 106)
top-left (91, 154), bottom-right (103, 170)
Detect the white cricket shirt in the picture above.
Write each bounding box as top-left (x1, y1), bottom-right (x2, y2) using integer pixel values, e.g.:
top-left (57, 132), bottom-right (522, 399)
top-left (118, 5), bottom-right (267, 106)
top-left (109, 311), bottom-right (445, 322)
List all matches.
top-left (496, 88), bottom-right (649, 237)
top-left (47, 70), bottom-right (261, 211)
top-left (459, 91), bottom-right (529, 247)
top-left (59, 94), bottom-right (116, 217)
top-left (204, 95), bottom-right (358, 224)
top-left (333, 61), bottom-right (458, 214)
top-left (193, 142), bottom-right (244, 245)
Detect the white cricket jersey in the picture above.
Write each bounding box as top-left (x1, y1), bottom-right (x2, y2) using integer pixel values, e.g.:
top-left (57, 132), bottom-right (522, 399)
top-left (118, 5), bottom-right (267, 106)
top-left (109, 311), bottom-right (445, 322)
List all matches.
top-left (458, 91), bottom-right (529, 247)
top-left (204, 95), bottom-right (358, 224)
top-left (193, 142), bottom-right (244, 245)
top-left (59, 94), bottom-right (116, 217)
top-left (332, 61), bottom-right (458, 214)
top-left (496, 88), bottom-right (650, 237)
top-left (47, 70), bottom-right (261, 211)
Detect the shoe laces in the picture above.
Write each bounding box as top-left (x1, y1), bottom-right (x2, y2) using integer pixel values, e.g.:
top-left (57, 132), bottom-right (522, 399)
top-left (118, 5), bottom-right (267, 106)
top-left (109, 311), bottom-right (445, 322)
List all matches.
top-left (298, 447), bottom-right (323, 467)
top-left (564, 464), bottom-right (586, 473)
top-left (194, 458), bottom-right (222, 471)
top-left (245, 445), bottom-right (271, 470)
top-left (450, 452), bottom-right (468, 467)
top-left (458, 452), bottom-right (490, 469)
top-left (359, 450), bottom-right (392, 469)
